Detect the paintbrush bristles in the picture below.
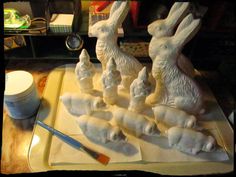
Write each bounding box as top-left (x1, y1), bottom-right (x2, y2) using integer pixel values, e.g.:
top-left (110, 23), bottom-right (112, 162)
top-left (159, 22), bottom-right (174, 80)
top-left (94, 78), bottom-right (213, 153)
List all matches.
top-left (97, 154), bottom-right (110, 165)
top-left (81, 146), bottom-right (110, 165)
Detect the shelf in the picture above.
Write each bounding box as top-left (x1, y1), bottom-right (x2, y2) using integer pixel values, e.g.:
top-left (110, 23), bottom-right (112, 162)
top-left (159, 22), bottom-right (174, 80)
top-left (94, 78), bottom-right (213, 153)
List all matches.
top-left (4, 12), bottom-right (89, 36)
top-left (4, 47), bottom-right (33, 59)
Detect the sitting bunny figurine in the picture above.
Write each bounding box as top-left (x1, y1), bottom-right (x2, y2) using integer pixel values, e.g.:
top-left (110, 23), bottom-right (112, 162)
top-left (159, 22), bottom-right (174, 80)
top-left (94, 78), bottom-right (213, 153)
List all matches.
top-left (151, 13), bottom-right (205, 115)
top-left (101, 58), bottom-right (121, 105)
top-left (148, 2), bottom-right (195, 78)
top-left (128, 67), bottom-right (151, 113)
top-left (90, 1), bottom-right (143, 90)
top-left (75, 49), bottom-right (95, 93)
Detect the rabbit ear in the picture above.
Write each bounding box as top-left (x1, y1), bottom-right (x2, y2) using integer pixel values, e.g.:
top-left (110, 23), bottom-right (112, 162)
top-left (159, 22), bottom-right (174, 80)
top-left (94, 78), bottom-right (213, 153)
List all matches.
top-left (108, 1), bottom-right (129, 29)
top-left (173, 17), bottom-right (201, 50)
top-left (166, 2), bottom-right (190, 28)
top-left (109, 1), bottom-right (122, 17)
top-left (175, 13), bottom-right (194, 35)
top-left (167, 2), bottom-right (184, 17)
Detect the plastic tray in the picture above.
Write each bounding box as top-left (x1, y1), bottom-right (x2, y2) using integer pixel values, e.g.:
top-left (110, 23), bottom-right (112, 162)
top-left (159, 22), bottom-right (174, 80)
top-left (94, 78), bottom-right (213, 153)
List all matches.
top-left (28, 64), bottom-right (234, 175)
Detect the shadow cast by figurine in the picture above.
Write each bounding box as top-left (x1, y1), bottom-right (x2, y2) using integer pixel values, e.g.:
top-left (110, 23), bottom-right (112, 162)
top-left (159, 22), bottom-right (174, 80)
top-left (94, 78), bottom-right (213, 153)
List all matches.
top-left (90, 89), bottom-right (103, 98)
top-left (142, 105), bottom-right (155, 119)
top-left (10, 115), bottom-right (36, 131)
top-left (116, 94), bottom-right (130, 109)
top-left (86, 136), bottom-right (139, 156)
top-left (198, 99), bottom-right (221, 121)
top-left (92, 110), bottom-right (113, 121)
top-left (140, 135), bottom-right (170, 149)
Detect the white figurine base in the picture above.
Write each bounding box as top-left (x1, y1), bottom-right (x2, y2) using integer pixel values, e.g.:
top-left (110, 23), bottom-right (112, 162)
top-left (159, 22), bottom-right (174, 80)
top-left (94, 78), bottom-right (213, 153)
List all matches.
top-left (128, 96), bottom-right (146, 113)
top-left (78, 77), bottom-right (94, 93)
top-left (103, 86), bottom-right (118, 105)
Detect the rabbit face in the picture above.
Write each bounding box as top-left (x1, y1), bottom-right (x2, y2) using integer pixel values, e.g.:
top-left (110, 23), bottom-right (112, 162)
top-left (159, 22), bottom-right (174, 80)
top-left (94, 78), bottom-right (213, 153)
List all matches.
top-left (60, 93), bottom-right (72, 110)
top-left (148, 2), bottom-right (190, 39)
top-left (90, 1), bottom-right (129, 40)
top-left (152, 14), bottom-right (201, 62)
top-left (202, 136), bottom-right (216, 152)
top-left (90, 21), bottom-right (114, 39)
top-left (152, 37), bottom-right (179, 61)
top-left (148, 20), bottom-right (173, 39)
top-left (144, 121), bottom-right (160, 136)
top-left (110, 127), bottom-right (126, 142)
top-left (185, 116), bottom-right (196, 128)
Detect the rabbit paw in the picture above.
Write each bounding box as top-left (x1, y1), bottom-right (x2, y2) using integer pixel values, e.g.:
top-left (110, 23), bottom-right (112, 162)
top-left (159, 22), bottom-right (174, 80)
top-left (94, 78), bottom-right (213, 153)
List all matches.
top-left (146, 93), bottom-right (158, 105)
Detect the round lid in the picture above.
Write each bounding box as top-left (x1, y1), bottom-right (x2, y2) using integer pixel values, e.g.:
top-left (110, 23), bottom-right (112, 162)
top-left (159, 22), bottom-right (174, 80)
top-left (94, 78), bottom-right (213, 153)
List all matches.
top-left (65, 33), bottom-right (84, 51)
top-left (5, 70), bottom-right (34, 99)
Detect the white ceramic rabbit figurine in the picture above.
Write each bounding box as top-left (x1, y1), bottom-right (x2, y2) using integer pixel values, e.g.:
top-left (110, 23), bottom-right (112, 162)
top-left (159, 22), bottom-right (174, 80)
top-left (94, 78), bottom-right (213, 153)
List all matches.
top-left (148, 2), bottom-right (195, 78)
top-left (166, 127), bottom-right (216, 155)
top-left (101, 57), bottom-right (121, 105)
top-left (128, 67), bottom-right (151, 113)
top-left (152, 105), bottom-right (197, 129)
top-left (75, 49), bottom-right (95, 93)
top-left (76, 115), bottom-right (126, 144)
top-left (150, 13), bottom-right (205, 115)
top-left (60, 92), bottom-right (106, 116)
top-left (90, 1), bottom-right (143, 90)
top-left (113, 107), bottom-right (160, 137)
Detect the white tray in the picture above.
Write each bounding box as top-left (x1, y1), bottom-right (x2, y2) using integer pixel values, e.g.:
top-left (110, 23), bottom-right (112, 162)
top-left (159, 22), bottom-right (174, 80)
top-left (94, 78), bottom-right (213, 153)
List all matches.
top-left (28, 64), bottom-right (234, 175)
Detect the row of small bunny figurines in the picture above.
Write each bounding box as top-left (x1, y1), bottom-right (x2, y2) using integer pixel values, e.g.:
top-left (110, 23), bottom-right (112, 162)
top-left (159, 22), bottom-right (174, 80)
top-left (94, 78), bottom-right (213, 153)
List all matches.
top-left (60, 75), bottom-right (217, 156)
top-left (59, 1), bottom-right (220, 156)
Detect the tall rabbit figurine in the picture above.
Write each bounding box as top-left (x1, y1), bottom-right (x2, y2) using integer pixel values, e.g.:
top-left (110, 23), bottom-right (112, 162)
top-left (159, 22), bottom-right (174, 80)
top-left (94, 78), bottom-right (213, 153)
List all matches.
top-left (90, 1), bottom-right (143, 90)
top-left (151, 14), bottom-right (205, 115)
top-left (148, 2), bottom-right (195, 78)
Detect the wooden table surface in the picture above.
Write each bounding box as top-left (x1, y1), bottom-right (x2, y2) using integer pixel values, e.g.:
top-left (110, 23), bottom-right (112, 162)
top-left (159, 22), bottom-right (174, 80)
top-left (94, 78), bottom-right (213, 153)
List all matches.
top-left (1, 60), bottom-right (234, 174)
top-left (2, 60), bottom-right (69, 174)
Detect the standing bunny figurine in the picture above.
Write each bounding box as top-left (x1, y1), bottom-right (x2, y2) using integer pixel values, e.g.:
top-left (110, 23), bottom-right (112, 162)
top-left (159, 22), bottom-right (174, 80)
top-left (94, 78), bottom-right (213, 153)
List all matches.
top-left (151, 14), bottom-right (205, 115)
top-left (75, 49), bottom-right (95, 93)
top-left (90, 1), bottom-right (143, 90)
top-left (101, 57), bottom-right (121, 105)
top-left (148, 2), bottom-right (195, 78)
top-left (128, 67), bottom-right (151, 113)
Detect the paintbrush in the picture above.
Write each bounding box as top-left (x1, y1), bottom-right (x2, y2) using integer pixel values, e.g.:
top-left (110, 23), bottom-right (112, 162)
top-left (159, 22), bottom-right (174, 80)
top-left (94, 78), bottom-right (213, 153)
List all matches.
top-left (36, 120), bottom-right (110, 165)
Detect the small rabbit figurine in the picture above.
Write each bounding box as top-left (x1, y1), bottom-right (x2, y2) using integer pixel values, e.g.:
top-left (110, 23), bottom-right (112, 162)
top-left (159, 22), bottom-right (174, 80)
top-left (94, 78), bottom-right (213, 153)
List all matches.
top-left (152, 105), bottom-right (197, 129)
top-left (101, 57), bottom-right (121, 105)
top-left (75, 49), bottom-right (95, 93)
top-left (90, 1), bottom-right (143, 90)
top-left (148, 2), bottom-right (195, 78)
top-left (166, 127), bottom-right (216, 155)
top-left (60, 92), bottom-right (106, 116)
top-left (128, 67), bottom-right (151, 113)
top-left (150, 14), bottom-right (205, 115)
top-left (77, 115), bottom-right (126, 144)
top-left (113, 107), bottom-right (160, 137)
